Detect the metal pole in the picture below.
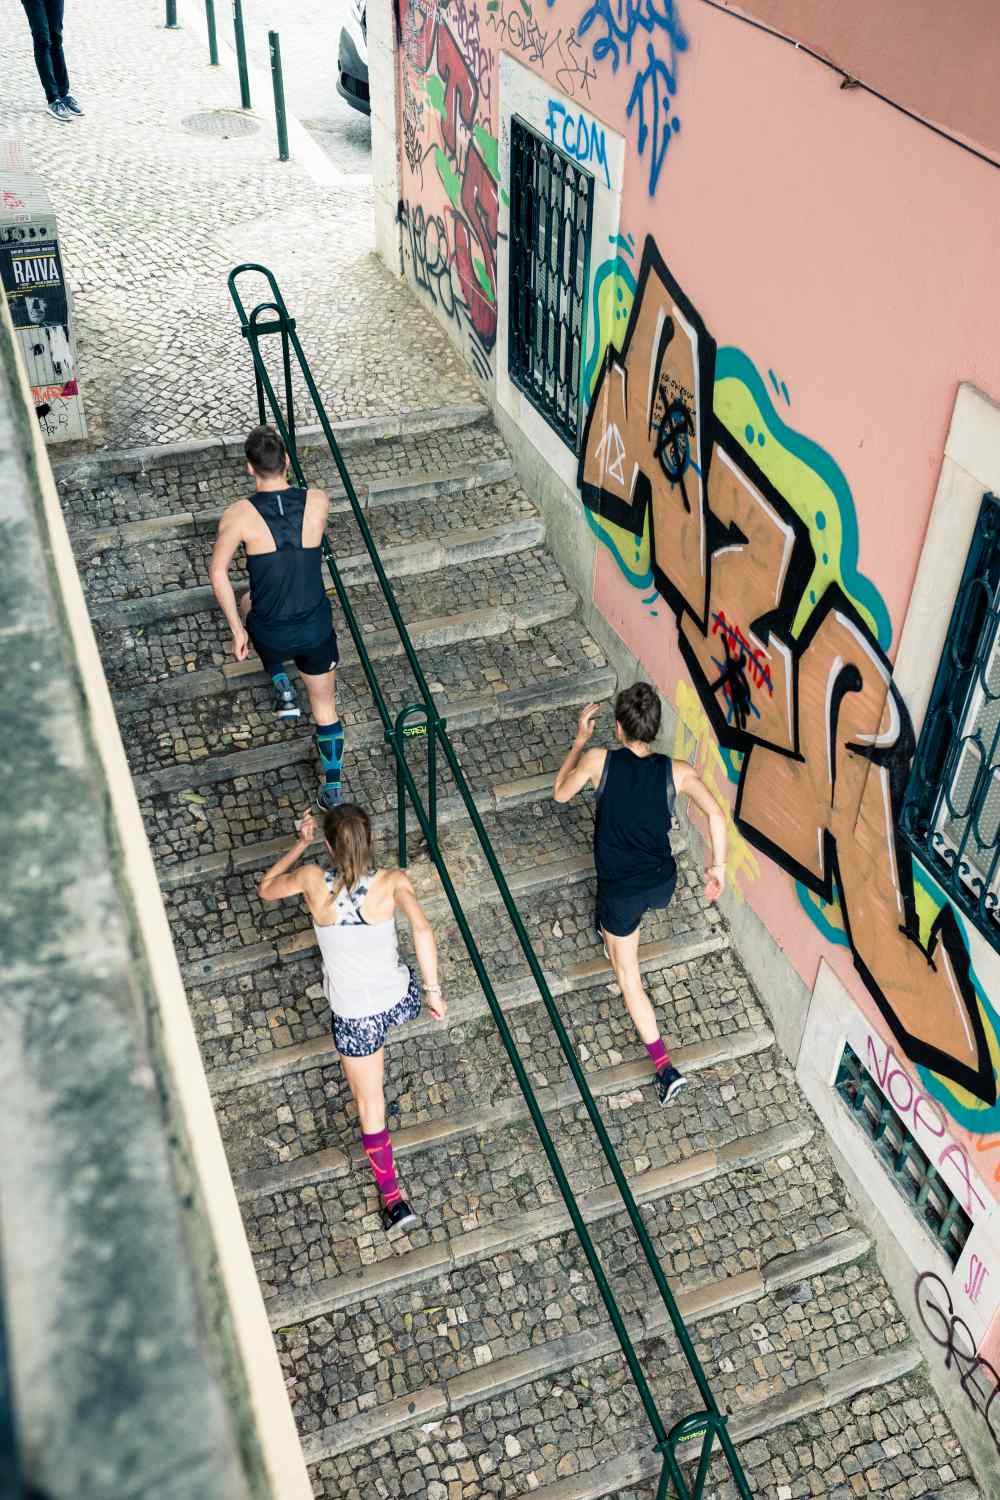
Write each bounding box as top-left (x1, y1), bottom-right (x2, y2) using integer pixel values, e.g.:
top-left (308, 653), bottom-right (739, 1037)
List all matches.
top-left (268, 31), bottom-right (290, 162)
top-left (205, 0), bottom-right (219, 63)
top-left (165, 0), bottom-right (180, 27)
top-left (233, 0), bottom-right (251, 109)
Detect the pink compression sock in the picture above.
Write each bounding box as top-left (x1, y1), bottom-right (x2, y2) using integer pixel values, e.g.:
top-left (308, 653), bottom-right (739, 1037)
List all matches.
top-left (361, 1128), bottom-right (402, 1205)
top-left (645, 1037), bottom-right (672, 1073)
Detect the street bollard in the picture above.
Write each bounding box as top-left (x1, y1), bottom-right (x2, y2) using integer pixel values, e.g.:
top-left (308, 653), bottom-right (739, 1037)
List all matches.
top-left (165, 0), bottom-right (180, 27)
top-left (268, 31), bottom-right (290, 162)
top-left (205, 0), bottom-right (219, 63)
top-left (233, 0), bottom-right (251, 109)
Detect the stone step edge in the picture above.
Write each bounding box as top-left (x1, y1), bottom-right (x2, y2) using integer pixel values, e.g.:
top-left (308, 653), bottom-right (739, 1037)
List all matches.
top-left (133, 666), bottom-right (617, 799)
top-left (162, 765), bottom-right (582, 892)
top-left (503, 1340), bottom-right (928, 1500)
top-left (114, 591), bottom-right (577, 717)
top-left (53, 402), bottom-right (491, 484)
top-left (300, 1226), bottom-right (872, 1465)
top-left (88, 516), bottom-right (546, 628)
top-left (72, 458), bottom-right (517, 550)
top-left (207, 928), bottom-right (724, 1098)
top-left (182, 848), bottom-right (598, 987)
top-left (266, 1119), bottom-right (814, 1329)
top-left (234, 1022), bottom-right (772, 1203)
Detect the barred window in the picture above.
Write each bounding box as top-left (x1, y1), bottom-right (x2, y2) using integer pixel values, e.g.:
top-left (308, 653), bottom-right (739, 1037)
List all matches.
top-left (508, 115), bottom-right (594, 451)
top-left (835, 1044), bottom-right (972, 1266)
top-left (900, 493), bottom-right (1000, 946)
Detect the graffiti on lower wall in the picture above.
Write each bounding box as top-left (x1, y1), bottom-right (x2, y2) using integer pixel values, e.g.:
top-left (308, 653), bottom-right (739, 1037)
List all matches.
top-left (579, 233), bottom-right (1000, 1114)
top-left (398, 0), bottom-right (501, 380)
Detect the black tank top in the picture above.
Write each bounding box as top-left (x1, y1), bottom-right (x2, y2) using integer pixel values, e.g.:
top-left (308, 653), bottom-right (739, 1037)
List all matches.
top-left (594, 748), bottom-right (677, 895)
top-left (245, 488), bottom-right (331, 650)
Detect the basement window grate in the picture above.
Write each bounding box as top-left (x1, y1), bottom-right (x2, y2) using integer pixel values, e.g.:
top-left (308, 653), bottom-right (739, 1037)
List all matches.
top-left (835, 1042), bottom-right (972, 1266)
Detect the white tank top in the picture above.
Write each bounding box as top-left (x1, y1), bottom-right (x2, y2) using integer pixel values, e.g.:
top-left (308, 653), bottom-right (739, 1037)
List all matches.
top-left (313, 870), bottom-right (410, 1020)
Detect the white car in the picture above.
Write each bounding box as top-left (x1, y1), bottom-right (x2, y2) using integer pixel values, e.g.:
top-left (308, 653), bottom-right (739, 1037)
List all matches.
top-left (338, 0), bottom-right (369, 116)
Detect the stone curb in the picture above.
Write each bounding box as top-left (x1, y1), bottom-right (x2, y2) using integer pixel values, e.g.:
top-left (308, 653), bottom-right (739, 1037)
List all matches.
top-left (52, 403), bottom-right (491, 484)
top-left (133, 667), bottom-right (617, 800)
top-left (266, 1119), bottom-right (815, 1328)
top-left (514, 1340), bottom-right (926, 1500)
top-left (206, 927), bottom-right (721, 1097)
top-left (300, 1228), bottom-right (871, 1464)
top-left (87, 515), bottom-right (547, 630)
top-left (234, 1022), bottom-right (773, 1203)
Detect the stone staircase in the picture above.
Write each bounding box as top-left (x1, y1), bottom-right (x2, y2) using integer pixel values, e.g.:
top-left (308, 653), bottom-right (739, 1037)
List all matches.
top-left (56, 407), bottom-right (980, 1500)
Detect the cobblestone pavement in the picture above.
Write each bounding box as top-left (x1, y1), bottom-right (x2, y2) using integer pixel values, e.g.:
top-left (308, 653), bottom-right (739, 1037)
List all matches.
top-left (57, 422), bottom-right (983, 1497)
top-left (1, 0), bottom-right (474, 447)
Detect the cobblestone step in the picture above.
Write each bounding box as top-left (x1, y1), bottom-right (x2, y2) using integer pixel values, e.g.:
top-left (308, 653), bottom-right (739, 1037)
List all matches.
top-left (71, 456), bottom-right (517, 553)
top-left (233, 1025), bottom-right (772, 1202)
top-left (265, 1119), bottom-right (813, 1327)
top-left (132, 663), bottom-right (616, 799)
top-left (85, 516), bottom-right (545, 625)
top-left (141, 696), bottom-right (612, 878)
top-left (299, 1232), bottom-right (876, 1467)
top-left (93, 543), bottom-right (577, 692)
top-left (512, 1356), bottom-right (960, 1500)
top-left (54, 404), bottom-right (497, 523)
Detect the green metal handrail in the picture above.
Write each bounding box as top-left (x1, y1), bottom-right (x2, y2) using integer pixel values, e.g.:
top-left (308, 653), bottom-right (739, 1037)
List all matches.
top-left (227, 263), bottom-right (753, 1500)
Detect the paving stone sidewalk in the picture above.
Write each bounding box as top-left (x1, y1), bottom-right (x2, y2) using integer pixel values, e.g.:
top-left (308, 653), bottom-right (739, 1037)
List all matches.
top-left (0, 0), bottom-right (476, 448)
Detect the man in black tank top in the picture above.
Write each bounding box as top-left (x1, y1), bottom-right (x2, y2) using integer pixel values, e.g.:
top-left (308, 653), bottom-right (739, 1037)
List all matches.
top-left (210, 426), bottom-right (345, 810)
top-left (554, 683), bottom-right (729, 1105)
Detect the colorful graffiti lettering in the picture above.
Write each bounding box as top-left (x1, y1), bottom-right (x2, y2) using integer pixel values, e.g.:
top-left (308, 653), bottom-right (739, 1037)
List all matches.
top-left (673, 679), bottom-right (760, 899)
top-left (486, 2), bottom-right (596, 98)
top-left (580, 234), bottom-right (999, 1108)
top-left (544, 99), bottom-right (611, 184)
top-left (577, 0), bottom-right (687, 194)
top-left (398, 0), bottom-right (500, 372)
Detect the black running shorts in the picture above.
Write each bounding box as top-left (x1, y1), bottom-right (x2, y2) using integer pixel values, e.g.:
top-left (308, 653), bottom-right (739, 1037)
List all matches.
top-left (247, 625), bottom-right (339, 678)
top-left (595, 873), bottom-right (678, 939)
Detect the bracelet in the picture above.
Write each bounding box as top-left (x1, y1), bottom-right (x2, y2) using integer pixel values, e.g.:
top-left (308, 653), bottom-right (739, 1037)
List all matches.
top-left (425, 983), bottom-right (442, 996)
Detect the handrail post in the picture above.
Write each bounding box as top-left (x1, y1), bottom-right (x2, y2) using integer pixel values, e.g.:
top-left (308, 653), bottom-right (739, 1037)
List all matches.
top-left (392, 704), bottom-right (435, 866)
top-left (232, 0), bottom-right (251, 109)
top-left (268, 31), bottom-right (290, 163)
top-left (165, 0), bottom-right (180, 26)
top-left (205, 0), bottom-right (219, 63)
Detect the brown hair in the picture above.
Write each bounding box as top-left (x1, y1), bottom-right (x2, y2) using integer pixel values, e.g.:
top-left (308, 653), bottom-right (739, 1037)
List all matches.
top-left (244, 424), bottom-right (287, 477)
top-left (615, 681), bottom-right (661, 744)
top-left (323, 802), bottom-right (374, 895)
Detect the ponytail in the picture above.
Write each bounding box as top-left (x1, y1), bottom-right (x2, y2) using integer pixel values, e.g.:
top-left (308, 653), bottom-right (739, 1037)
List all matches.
top-left (322, 802), bottom-right (374, 895)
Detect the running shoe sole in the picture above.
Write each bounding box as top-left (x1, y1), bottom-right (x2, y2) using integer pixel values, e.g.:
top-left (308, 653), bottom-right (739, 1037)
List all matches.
top-left (658, 1074), bottom-right (688, 1105)
top-left (275, 705), bottom-right (301, 719)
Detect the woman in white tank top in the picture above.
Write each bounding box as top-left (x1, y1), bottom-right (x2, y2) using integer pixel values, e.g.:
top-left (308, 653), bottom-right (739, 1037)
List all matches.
top-left (259, 802), bottom-right (445, 1233)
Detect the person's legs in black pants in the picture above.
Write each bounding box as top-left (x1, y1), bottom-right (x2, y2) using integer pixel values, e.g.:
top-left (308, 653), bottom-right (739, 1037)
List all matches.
top-left (20, 0), bottom-right (68, 104)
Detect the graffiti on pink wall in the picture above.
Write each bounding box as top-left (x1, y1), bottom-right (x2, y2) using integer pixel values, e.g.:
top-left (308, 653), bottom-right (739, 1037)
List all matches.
top-left (579, 234), bottom-right (999, 1111)
top-left (397, 0), bottom-right (501, 380)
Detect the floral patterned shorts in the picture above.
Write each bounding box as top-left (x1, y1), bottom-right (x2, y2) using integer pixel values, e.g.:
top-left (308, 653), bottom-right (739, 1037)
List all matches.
top-left (331, 969), bottom-right (421, 1058)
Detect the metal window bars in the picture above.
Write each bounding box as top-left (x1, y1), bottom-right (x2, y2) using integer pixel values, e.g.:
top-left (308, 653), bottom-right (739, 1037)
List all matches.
top-left (508, 116), bottom-right (593, 451)
top-left (227, 264), bottom-right (754, 1500)
top-left (900, 493), bottom-right (1000, 947)
top-left (835, 1044), bottom-right (972, 1265)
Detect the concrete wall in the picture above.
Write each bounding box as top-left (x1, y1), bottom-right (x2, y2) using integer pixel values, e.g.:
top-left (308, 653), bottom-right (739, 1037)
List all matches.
top-left (0, 296), bottom-right (311, 1497)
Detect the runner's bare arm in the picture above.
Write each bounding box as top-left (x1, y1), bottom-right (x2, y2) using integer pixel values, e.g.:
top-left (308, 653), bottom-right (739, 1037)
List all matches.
top-left (553, 702), bottom-right (607, 802)
top-left (258, 811), bottom-right (323, 904)
top-left (672, 761), bottom-right (728, 902)
top-left (393, 872), bottom-right (446, 1019)
top-left (209, 506), bottom-right (249, 659)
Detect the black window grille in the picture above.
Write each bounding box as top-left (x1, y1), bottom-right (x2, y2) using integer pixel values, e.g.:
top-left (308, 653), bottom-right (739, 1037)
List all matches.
top-left (900, 492), bottom-right (1000, 946)
top-left (835, 1043), bottom-right (972, 1266)
top-left (508, 115), bottom-right (594, 451)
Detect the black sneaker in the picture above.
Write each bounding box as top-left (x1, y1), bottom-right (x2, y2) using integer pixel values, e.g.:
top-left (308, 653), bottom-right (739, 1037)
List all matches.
top-left (316, 782), bottom-right (342, 812)
top-left (61, 94), bottom-right (85, 115)
top-left (382, 1198), bottom-right (418, 1233)
top-left (271, 672), bottom-right (300, 720)
top-left (47, 99), bottom-right (72, 123)
top-left (652, 1065), bottom-right (688, 1105)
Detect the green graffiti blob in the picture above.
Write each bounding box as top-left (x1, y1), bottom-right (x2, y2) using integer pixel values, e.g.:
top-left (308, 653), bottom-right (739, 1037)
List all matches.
top-left (434, 147), bottom-right (461, 208)
top-left (474, 124), bottom-right (500, 183)
top-left (584, 249), bottom-right (637, 396)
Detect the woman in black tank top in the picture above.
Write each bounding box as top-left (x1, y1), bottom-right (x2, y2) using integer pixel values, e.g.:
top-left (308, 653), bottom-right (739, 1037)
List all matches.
top-left (554, 683), bottom-right (729, 1106)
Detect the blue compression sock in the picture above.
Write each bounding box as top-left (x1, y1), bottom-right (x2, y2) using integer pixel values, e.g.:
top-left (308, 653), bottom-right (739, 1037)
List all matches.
top-left (314, 719), bottom-right (344, 792)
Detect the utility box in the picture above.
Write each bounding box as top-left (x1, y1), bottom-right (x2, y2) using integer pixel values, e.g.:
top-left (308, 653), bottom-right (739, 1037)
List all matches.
top-left (0, 135), bottom-right (86, 443)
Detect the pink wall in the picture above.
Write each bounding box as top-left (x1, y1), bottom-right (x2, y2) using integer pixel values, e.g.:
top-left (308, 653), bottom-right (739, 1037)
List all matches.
top-left (394, 0), bottom-right (1000, 1207)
